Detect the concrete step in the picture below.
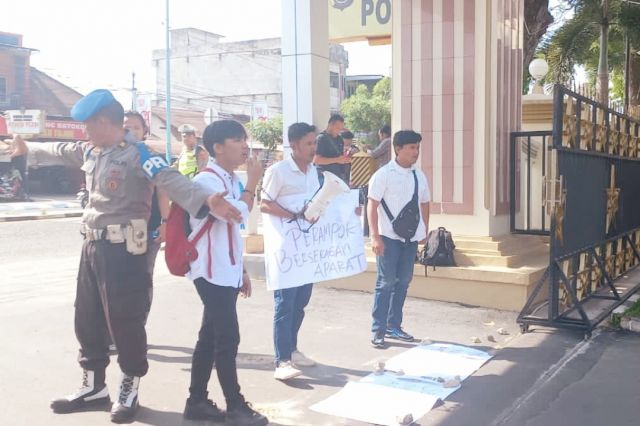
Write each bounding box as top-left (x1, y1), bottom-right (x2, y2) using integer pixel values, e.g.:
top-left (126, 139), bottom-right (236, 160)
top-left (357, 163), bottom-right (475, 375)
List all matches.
top-left (454, 234), bottom-right (549, 252)
top-left (455, 245), bottom-right (549, 268)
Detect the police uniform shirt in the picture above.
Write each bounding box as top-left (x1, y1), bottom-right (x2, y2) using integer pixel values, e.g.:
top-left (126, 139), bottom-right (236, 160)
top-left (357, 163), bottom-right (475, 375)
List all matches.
top-left (262, 156), bottom-right (321, 212)
top-left (29, 132), bottom-right (211, 229)
top-left (368, 159), bottom-right (431, 242)
top-left (186, 160), bottom-right (249, 287)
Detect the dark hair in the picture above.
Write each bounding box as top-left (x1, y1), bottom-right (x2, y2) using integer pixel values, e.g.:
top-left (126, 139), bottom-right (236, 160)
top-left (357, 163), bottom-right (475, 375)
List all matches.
top-left (328, 113), bottom-right (344, 124)
top-left (288, 122), bottom-right (316, 144)
top-left (340, 130), bottom-right (354, 140)
top-left (124, 110), bottom-right (149, 137)
top-left (393, 130), bottom-right (422, 148)
top-left (379, 125), bottom-right (391, 137)
top-left (95, 100), bottom-right (124, 125)
top-left (202, 119), bottom-right (247, 157)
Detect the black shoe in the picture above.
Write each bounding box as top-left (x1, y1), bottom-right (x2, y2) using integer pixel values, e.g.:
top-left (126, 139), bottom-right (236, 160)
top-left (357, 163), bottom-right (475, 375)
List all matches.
top-left (371, 332), bottom-right (385, 348)
top-left (184, 398), bottom-right (225, 422)
top-left (226, 400), bottom-right (268, 426)
top-left (110, 373), bottom-right (139, 424)
top-left (51, 370), bottom-right (110, 414)
top-left (385, 327), bottom-right (415, 342)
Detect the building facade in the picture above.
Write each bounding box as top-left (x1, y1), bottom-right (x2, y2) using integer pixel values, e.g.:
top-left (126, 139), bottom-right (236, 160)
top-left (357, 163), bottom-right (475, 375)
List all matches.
top-left (152, 28), bottom-right (349, 120)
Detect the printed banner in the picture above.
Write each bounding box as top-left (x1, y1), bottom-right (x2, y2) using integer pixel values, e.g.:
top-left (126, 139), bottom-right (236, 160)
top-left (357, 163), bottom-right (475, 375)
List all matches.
top-left (263, 190), bottom-right (366, 290)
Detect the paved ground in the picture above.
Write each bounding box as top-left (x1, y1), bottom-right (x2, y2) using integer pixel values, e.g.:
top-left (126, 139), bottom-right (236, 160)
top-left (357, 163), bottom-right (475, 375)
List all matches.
top-left (2, 218), bottom-right (640, 426)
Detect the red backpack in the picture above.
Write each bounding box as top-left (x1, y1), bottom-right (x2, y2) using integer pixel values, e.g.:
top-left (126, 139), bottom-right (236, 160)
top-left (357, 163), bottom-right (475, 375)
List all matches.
top-left (164, 167), bottom-right (234, 277)
top-left (164, 203), bottom-right (215, 276)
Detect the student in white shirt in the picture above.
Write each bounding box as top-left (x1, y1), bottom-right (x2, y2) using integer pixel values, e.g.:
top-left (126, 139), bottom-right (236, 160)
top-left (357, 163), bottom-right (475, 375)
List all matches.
top-left (183, 120), bottom-right (268, 426)
top-left (367, 130), bottom-right (431, 349)
top-left (261, 122), bottom-right (320, 381)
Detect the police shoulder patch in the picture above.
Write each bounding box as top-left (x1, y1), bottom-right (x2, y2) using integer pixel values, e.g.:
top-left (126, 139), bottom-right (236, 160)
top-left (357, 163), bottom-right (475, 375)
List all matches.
top-left (136, 142), bottom-right (169, 178)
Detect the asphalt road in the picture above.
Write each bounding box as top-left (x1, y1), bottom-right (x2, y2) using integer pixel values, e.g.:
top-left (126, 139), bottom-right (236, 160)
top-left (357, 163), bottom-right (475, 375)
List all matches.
top-left (1, 218), bottom-right (640, 426)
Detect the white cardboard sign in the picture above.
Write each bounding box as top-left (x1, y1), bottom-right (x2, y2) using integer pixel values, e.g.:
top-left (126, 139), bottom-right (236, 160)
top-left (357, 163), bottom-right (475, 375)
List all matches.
top-left (263, 190), bottom-right (366, 290)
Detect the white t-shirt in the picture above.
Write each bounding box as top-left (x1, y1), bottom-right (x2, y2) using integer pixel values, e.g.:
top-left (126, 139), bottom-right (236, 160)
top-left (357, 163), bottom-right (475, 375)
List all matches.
top-left (262, 156), bottom-right (321, 212)
top-left (368, 159), bottom-right (431, 242)
top-left (186, 160), bottom-right (249, 287)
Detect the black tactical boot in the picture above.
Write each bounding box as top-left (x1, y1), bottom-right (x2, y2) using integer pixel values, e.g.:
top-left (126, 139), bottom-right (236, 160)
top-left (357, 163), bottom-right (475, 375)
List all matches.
top-left (110, 373), bottom-right (139, 424)
top-left (183, 398), bottom-right (226, 422)
top-left (226, 399), bottom-right (268, 426)
top-left (50, 369), bottom-right (110, 413)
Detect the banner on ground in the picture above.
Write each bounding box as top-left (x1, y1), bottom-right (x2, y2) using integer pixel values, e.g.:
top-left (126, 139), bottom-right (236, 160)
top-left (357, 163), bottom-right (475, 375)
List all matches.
top-left (262, 190), bottom-right (366, 290)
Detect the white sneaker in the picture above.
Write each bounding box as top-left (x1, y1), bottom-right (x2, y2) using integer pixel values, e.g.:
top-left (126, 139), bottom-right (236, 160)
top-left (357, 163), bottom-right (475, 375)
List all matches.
top-left (291, 350), bottom-right (316, 367)
top-left (274, 361), bottom-right (302, 381)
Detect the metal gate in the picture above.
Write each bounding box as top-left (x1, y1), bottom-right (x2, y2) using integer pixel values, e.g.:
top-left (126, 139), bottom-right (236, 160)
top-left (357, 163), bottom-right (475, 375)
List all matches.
top-left (518, 85), bottom-right (640, 336)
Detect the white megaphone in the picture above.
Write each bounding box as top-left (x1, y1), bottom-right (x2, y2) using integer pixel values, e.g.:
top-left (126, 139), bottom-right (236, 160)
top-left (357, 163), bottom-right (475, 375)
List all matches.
top-left (304, 171), bottom-right (350, 221)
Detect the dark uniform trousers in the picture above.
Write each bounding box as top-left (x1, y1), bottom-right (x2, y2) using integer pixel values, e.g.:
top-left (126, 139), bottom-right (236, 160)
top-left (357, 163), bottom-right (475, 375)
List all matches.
top-left (75, 239), bottom-right (151, 377)
top-left (189, 278), bottom-right (242, 406)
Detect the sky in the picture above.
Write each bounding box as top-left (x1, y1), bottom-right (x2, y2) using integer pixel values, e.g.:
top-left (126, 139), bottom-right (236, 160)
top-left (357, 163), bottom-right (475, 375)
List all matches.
top-left (1, 0), bottom-right (391, 107)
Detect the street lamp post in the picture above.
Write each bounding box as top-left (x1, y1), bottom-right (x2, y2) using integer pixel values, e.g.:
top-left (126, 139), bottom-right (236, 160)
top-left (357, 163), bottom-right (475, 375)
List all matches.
top-left (165, 0), bottom-right (172, 163)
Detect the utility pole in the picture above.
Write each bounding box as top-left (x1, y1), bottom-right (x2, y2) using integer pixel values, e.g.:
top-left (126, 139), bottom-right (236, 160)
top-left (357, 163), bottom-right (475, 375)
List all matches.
top-left (165, 0), bottom-right (172, 163)
top-left (597, 0), bottom-right (609, 106)
top-left (131, 72), bottom-right (137, 111)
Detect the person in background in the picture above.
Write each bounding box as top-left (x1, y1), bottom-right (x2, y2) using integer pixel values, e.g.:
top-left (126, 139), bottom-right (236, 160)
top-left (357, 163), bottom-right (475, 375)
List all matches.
top-left (314, 114), bottom-right (350, 184)
top-left (177, 124), bottom-right (209, 179)
top-left (183, 119), bottom-right (268, 426)
top-left (367, 130), bottom-right (430, 349)
top-left (261, 122), bottom-right (320, 381)
top-left (1, 135), bottom-right (29, 199)
top-left (123, 111), bottom-right (170, 315)
top-left (369, 125), bottom-right (392, 168)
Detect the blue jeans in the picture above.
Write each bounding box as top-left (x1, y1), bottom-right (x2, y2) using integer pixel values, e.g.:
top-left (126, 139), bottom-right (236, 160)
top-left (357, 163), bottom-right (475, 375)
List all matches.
top-left (371, 236), bottom-right (418, 333)
top-left (273, 284), bottom-right (313, 363)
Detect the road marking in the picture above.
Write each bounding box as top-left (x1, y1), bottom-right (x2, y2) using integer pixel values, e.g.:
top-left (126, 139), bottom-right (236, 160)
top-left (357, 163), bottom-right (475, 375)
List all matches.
top-left (490, 329), bottom-right (601, 426)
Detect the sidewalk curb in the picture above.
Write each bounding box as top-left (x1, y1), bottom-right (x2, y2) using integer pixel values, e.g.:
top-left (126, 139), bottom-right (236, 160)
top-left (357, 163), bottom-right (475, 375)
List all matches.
top-left (0, 211), bottom-right (83, 222)
top-left (620, 316), bottom-right (640, 333)
top-left (610, 293), bottom-right (640, 332)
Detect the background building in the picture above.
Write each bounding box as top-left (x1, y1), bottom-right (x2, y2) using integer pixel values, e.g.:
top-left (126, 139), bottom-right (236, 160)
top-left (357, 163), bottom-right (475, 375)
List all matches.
top-left (152, 28), bottom-right (349, 120)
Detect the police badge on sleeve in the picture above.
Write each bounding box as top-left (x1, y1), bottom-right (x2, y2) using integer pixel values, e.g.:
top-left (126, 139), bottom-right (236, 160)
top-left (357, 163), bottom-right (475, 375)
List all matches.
top-left (135, 143), bottom-right (169, 178)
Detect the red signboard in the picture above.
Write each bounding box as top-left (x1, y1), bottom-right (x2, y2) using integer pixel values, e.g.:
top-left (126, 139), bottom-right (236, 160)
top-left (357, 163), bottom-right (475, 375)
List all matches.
top-left (43, 120), bottom-right (88, 140)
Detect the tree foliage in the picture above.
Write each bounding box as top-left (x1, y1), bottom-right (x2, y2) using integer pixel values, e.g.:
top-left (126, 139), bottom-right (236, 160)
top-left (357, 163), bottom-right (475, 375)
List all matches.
top-left (540, 0), bottom-right (640, 108)
top-left (246, 115), bottom-right (282, 151)
top-left (340, 77), bottom-right (391, 143)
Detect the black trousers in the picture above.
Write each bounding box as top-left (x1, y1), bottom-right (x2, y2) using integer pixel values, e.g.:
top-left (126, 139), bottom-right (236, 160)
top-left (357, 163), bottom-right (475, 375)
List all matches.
top-left (75, 240), bottom-right (151, 377)
top-left (189, 278), bottom-right (243, 406)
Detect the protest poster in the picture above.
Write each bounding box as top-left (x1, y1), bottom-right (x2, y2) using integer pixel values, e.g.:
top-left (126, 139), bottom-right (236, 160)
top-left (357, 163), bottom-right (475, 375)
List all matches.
top-left (262, 190), bottom-right (366, 290)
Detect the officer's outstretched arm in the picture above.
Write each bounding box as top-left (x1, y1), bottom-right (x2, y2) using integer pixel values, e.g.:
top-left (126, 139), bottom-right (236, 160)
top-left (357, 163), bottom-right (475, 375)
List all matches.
top-left (135, 142), bottom-right (239, 220)
top-left (22, 137), bottom-right (86, 168)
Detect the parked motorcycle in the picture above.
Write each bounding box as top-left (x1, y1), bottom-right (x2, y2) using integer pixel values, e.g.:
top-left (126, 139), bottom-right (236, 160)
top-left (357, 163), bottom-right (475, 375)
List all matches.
top-left (76, 184), bottom-right (89, 208)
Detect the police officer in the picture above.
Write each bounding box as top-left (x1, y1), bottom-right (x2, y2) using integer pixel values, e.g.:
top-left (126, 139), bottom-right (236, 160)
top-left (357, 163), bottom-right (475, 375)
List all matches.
top-left (17, 89), bottom-right (241, 424)
top-left (176, 123), bottom-right (208, 179)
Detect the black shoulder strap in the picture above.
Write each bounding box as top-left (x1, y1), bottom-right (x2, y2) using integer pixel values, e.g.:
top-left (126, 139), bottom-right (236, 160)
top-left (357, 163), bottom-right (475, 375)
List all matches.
top-left (380, 198), bottom-right (394, 220)
top-left (411, 170), bottom-right (418, 200)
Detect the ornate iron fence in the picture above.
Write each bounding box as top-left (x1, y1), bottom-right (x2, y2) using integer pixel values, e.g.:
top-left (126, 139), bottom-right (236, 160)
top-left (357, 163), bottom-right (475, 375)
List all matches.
top-left (518, 85), bottom-right (640, 336)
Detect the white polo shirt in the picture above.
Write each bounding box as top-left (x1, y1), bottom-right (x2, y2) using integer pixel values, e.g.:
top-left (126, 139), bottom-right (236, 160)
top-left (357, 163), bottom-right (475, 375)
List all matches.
top-left (368, 159), bottom-right (431, 242)
top-left (262, 156), bottom-right (321, 212)
top-left (186, 160), bottom-right (249, 287)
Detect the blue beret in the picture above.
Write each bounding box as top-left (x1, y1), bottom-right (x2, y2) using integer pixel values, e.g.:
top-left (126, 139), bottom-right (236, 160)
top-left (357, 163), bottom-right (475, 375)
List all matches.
top-left (71, 89), bottom-right (116, 121)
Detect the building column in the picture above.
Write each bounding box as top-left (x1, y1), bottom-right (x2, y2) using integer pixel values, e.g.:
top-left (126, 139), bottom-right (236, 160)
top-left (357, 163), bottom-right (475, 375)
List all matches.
top-left (392, 0), bottom-right (523, 237)
top-left (281, 0), bottom-right (330, 150)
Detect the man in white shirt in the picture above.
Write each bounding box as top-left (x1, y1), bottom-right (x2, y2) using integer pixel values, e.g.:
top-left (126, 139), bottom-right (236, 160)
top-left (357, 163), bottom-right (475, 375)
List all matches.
top-left (367, 130), bottom-right (430, 348)
top-left (183, 120), bottom-right (268, 426)
top-left (261, 122), bottom-right (320, 381)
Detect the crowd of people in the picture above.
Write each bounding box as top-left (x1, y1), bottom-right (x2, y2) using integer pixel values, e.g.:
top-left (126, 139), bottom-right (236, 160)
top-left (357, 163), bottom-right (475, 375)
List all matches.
top-left (9, 89), bottom-right (430, 425)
